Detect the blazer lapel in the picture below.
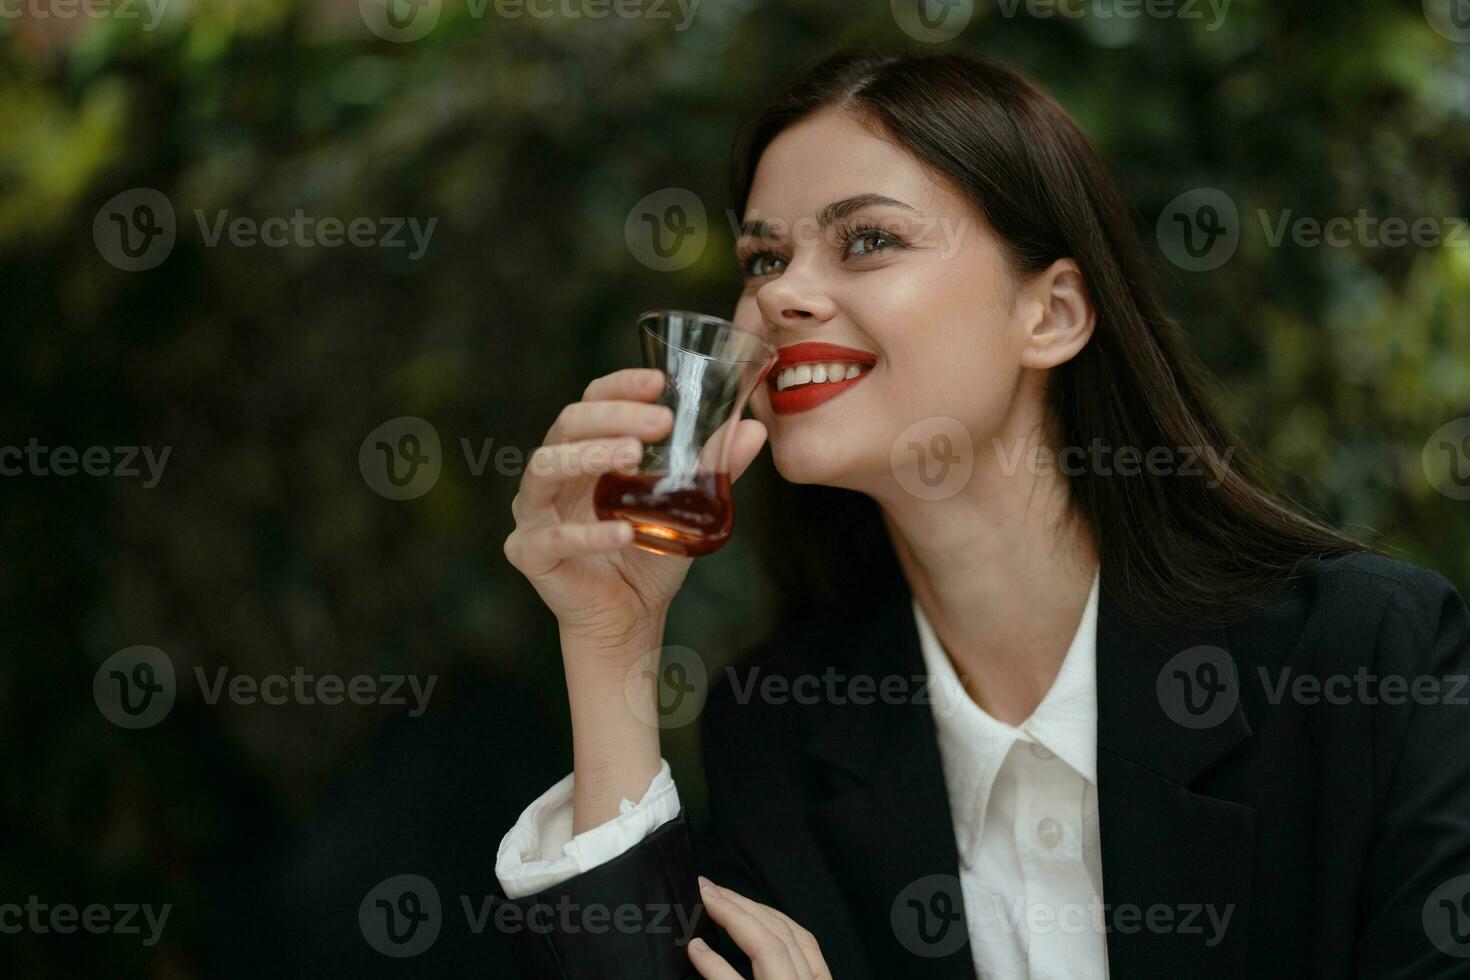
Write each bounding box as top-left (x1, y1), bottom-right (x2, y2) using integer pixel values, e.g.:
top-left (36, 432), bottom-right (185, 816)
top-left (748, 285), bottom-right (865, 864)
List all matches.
top-left (1095, 580), bottom-right (1256, 977)
top-left (797, 571), bottom-right (1258, 979)
top-left (804, 578), bottom-right (978, 980)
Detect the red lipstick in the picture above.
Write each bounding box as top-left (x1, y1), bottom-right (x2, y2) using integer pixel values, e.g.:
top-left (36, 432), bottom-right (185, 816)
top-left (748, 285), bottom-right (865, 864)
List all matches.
top-left (767, 342), bottom-right (877, 415)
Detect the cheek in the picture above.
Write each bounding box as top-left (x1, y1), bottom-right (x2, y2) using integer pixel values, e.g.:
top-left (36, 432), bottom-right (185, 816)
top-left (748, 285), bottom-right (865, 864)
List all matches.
top-left (731, 292), bottom-right (764, 336)
top-left (857, 274), bottom-right (1021, 431)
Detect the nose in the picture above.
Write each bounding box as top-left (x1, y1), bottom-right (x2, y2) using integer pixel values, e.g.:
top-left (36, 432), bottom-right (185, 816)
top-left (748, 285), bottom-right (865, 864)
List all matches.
top-left (754, 255), bottom-right (837, 333)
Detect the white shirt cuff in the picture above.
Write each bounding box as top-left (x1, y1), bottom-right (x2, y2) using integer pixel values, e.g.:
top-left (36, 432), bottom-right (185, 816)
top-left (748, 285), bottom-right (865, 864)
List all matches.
top-left (495, 758), bottom-right (681, 899)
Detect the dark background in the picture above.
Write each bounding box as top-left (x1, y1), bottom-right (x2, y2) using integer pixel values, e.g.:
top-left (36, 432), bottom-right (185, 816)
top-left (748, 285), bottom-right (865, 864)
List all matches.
top-left (3, 0), bottom-right (1469, 975)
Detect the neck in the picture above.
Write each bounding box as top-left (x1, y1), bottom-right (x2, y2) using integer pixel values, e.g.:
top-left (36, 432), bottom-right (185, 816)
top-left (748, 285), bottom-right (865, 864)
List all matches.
top-left (865, 405), bottom-right (1099, 725)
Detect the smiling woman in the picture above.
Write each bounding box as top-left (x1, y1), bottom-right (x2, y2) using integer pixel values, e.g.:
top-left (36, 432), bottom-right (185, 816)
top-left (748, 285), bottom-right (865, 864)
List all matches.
top-left (495, 48), bottom-right (1470, 979)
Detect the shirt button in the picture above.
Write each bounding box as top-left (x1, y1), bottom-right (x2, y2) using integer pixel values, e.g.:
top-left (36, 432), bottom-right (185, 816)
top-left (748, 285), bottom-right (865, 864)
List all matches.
top-left (1036, 817), bottom-right (1063, 849)
top-left (1028, 742), bottom-right (1055, 761)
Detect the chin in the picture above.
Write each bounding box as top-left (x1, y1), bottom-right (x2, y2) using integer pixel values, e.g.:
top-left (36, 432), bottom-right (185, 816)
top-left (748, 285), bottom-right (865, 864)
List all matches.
top-left (768, 429), bottom-right (871, 489)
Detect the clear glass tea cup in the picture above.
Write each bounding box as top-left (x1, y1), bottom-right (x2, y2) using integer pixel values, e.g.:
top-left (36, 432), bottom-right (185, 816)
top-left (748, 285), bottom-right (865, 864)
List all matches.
top-left (592, 310), bottom-right (777, 557)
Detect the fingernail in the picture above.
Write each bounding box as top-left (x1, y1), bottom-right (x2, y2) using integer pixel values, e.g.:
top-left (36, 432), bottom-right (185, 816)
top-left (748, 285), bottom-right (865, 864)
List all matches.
top-left (690, 937), bottom-right (709, 952)
top-left (698, 876), bottom-right (719, 897)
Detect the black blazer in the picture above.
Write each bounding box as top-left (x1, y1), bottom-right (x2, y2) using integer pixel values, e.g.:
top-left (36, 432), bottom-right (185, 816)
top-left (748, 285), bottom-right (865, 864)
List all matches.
top-left (492, 553), bottom-right (1470, 978)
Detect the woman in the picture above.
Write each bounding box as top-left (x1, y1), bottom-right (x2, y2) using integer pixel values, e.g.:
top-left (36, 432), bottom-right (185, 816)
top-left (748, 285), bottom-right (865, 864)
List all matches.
top-left (495, 49), bottom-right (1470, 978)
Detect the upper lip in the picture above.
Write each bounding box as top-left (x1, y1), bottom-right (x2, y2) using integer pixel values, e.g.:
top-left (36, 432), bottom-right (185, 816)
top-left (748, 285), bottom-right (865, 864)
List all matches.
top-left (771, 342), bottom-right (878, 373)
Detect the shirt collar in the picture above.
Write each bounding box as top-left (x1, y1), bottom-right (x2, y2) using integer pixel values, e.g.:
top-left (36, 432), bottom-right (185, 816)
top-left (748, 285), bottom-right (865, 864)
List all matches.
top-left (913, 568), bottom-right (1101, 850)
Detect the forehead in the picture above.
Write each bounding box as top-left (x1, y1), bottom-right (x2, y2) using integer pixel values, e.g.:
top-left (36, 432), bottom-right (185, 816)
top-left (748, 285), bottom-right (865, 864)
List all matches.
top-left (745, 108), bottom-right (957, 219)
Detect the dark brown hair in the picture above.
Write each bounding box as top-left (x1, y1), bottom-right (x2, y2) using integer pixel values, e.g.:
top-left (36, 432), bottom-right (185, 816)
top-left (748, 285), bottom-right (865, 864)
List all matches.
top-left (732, 48), bottom-right (1368, 630)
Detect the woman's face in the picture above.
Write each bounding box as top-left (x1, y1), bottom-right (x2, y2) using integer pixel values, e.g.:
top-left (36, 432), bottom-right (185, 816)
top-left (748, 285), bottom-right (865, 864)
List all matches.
top-left (734, 108), bottom-right (1036, 495)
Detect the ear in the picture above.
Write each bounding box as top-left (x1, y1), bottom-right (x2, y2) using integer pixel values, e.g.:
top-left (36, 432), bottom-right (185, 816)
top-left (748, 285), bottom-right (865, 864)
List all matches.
top-left (1016, 258), bottom-right (1095, 370)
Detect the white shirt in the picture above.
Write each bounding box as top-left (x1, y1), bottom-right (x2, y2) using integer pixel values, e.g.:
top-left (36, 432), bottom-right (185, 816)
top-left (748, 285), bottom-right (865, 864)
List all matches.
top-left (496, 570), bottom-right (1107, 979)
top-left (916, 569), bottom-right (1108, 979)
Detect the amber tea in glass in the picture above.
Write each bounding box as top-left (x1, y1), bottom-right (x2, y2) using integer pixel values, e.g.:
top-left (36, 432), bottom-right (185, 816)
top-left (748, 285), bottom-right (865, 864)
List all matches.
top-left (593, 310), bottom-right (776, 557)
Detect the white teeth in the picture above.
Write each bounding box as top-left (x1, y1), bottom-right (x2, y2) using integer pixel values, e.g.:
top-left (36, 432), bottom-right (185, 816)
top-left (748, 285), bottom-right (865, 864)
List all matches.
top-left (774, 361), bottom-right (869, 391)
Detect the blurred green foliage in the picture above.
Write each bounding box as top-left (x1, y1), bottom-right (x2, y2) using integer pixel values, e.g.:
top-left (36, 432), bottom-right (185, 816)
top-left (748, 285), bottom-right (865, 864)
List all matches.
top-left (2, 0), bottom-right (1468, 975)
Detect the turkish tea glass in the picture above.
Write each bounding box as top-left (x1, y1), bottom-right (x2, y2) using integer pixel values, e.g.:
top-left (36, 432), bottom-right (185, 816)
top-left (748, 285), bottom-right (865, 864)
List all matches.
top-left (593, 310), bottom-right (777, 557)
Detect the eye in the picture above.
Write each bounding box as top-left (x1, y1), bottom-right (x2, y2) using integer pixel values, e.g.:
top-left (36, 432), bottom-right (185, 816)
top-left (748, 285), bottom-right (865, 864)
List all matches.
top-left (739, 250), bottom-right (787, 279)
top-left (838, 224), bottom-right (907, 260)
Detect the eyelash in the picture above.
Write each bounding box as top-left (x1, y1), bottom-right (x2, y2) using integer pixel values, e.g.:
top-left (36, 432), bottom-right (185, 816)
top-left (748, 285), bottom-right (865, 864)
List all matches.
top-left (736, 222), bottom-right (909, 280)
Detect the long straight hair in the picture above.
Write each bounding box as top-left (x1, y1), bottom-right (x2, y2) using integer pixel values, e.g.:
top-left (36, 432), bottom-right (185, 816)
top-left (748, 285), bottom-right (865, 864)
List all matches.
top-left (731, 49), bottom-right (1368, 630)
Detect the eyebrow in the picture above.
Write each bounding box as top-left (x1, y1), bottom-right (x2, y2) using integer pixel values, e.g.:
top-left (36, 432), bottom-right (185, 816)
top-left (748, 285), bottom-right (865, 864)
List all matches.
top-left (737, 193), bottom-right (920, 239)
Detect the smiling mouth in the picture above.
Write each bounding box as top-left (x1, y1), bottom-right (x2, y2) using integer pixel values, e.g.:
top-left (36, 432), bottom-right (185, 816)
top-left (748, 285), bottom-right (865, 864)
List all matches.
top-left (770, 361), bottom-right (873, 392)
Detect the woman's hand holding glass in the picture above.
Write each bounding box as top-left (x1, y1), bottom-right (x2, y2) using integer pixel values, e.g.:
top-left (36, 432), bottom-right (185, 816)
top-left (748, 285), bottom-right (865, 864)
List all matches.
top-left (504, 367), bottom-right (767, 647)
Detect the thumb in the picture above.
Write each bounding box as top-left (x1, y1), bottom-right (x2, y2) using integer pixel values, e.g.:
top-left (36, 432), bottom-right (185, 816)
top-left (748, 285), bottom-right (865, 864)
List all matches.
top-left (728, 418), bottom-right (768, 484)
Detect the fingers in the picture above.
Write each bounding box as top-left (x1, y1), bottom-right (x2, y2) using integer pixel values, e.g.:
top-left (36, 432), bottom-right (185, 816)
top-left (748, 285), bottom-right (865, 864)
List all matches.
top-left (503, 520), bottom-right (634, 577)
top-left (582, 367), bottom-right (664, 403)
top-left (519, 373), bottom-right (672, 523)
top-left (699, 878), bottom-right (805, 980)
top-left (543, 399), bottom-right (674, 450)
top-left (513, 436), bottom-right (644, 519)
top-left (713, 884), bottom-right (829, 980)
top-left (692, 415), bottom-right (767, 480)
top-left (753, 904), bottom-right (830, 979)
top-left (545, 367), bottom-right (669, 447)
top-left (728, 418), bottom-right (768, 484)
top-left (687, 937), bottom-right (745, 980)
